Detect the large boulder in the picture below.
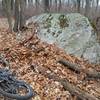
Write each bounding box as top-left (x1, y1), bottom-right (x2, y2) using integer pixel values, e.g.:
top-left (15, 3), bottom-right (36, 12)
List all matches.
top-left (27, 13), bottom-right (100, 64)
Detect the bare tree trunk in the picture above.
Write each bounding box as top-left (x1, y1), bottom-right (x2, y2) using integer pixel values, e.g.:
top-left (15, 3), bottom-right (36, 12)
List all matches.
top-left (92, 0), bottom-right (94, 7)
top-left (28, 0), bottom-right (33, 4)
top-left (55, 0), bottom-right (57, 11)
top-left (68, 0), bottom-right (70, 6)
top-left (77, 0), bottom-right (81, 12)
top-left (81, 0), bottom-right (84, 9)
top-left (85, 0), bottom-right (91, 17)
top-left (11, 0), bottom-right (14, 11)
top-left (13, 0), bottom-right (25, 32)
top-left (58, 0), bottom-right (62, 11)
top-left (19, 0), bottom-right (26, 30)
top-left (35, 0), bottom-right (39, 8)
top-left (96, 0), bottom-right (99, 12)
top-left (44, 0), bottom-right (50, 13)
top-left (73, 0), bottom-right (77, 11)
top-left (2, 0), bottom-right (13, 32)
top-left (13, 0), bottom-right (20, 32)
top-left (49, 0), bottom-right (52, 8)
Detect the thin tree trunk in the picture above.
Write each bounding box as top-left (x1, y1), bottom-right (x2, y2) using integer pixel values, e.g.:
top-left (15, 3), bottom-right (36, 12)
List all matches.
top-left (55, 0), bottom-right (57, 11)
top-left (19, 0), bottom-right (26, 30)
top-left (81, 0), bottom-right (84, 9)
top-left (2, 0), bottom-right (13, 32)
top-left (73, 0), bottom-right (77, 11)
top-left (85, 0), bottom-right (91, 17)
top-left (68, 0), bottom-right (70, 6)
top-left (11, 0), bottom-right (14, 11)
top-left (13, 0), bottom-right (20, 32)
top-left (58, 0), bottom-right (62, 11)
top-left (44, 0), bottom-right (50, 13)
top-left (13, 0), bottom-right (25, 32)
top-left (77, 0), bottom-right (81, 13)
top-left (49, 0), bottom-right (52, 8)
top-left (96, 0), bottom-right (99, 12)
top-left (35, 0), bottom-right (39, 9)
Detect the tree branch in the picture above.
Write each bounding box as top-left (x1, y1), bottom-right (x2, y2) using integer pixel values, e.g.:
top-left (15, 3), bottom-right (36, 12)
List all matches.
top-left (58, 59), bottom-right (100, 80)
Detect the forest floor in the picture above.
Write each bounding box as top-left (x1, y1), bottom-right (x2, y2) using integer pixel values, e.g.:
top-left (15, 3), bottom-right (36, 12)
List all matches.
top-left (0, 18), bottom-right (100, 100)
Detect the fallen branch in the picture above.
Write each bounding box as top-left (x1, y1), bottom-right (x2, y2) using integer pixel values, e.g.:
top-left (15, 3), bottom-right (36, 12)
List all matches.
top-left (31, 64), bottom-right (98, 100)
top-left (86, 70), bottom-right (100, 80)
top-left (60, 79), bottom-right (98, 100)
top-left (58, 59), bottom-right (100, 80)
top-left (58, 59), bottom-right (82, 73)
top-left (19, 34), bottom-right (34, 45)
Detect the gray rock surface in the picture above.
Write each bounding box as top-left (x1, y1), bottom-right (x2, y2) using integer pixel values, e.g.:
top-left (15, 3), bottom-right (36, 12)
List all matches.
top-left (27, 13), bottom-right (100, 64)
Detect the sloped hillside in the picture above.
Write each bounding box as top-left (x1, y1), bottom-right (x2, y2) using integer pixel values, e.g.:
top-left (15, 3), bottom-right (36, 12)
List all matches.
top-left (0, 23), bottom-right (100, 100)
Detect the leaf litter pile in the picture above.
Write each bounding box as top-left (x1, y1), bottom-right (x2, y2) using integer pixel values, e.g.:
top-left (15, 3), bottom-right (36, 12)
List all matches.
top-left (0, 24), bottom-right (100, 100)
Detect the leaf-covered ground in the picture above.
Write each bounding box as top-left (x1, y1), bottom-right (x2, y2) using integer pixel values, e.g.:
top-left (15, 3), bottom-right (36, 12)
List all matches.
top-left (0, 21), bottom-right (100, 100)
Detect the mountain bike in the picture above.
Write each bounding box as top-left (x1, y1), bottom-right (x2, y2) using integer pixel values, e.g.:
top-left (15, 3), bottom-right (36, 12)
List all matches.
top-left (0, 54), bottom-right (36, 100)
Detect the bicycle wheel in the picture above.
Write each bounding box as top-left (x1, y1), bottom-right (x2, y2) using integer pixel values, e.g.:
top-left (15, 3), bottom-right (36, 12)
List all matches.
top-left (0, 81), bottom-right (35, 100)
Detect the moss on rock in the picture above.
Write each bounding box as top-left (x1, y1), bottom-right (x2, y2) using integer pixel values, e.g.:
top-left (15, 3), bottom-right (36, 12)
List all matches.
top-left (44, 14), bottom-right (53, 28)
top-left (58, 14), bottom-right (69, 28)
